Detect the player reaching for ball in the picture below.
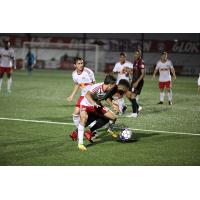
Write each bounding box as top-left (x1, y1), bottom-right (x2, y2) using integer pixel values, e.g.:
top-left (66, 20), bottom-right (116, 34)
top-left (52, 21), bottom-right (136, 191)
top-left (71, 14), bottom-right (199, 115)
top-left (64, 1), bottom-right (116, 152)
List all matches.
top-left (77, 75), bottom-right (117, 151)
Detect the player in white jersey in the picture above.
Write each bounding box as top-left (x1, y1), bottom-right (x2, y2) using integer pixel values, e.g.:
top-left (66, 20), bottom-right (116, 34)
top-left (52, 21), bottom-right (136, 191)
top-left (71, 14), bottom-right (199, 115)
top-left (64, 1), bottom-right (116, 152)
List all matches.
top-left (0, 40), bottom-right (16, 93)
top-left (152, 52), bottom-right (176, 105)
top-left (113, 52), bottom-right (133, 114)
top-left (77, 75), bottom-right (117, 151)
top-left (67, 57), bottom-right (95, 140)
top-left (198, 73), bottom-right (200, 92)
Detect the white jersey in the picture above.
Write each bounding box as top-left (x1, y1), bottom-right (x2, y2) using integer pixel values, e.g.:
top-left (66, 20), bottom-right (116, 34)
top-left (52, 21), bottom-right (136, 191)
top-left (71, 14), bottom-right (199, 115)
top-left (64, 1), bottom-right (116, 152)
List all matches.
top-left (72, 67), bottom-right (95, 96)
top-left (0, 47), bottom-right (15, 68)
top-left (156, 59), bottom-right (173, 82)
top-left (198, 75), bottom-right (200, 86)
top-left (81, 83), bottom-right (107, 107)
top-left (113, 61), bottom-right (133, 83)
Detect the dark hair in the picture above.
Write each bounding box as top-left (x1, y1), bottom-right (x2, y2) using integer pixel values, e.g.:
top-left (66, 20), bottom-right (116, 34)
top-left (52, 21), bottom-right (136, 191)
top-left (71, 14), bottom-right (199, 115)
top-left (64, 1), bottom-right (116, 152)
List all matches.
top-left (120, 52), bottom-right (127, 57)
top-left (135, 49), bottom-right (141, 55)
top-left (118, 79), bottom-right (130, 89)
top-left (74, 56), bottom-right (84, 64)
top-left (104, 75), bottom-right (116, 85)
top-left (161, 51), bottom-right (167, 55)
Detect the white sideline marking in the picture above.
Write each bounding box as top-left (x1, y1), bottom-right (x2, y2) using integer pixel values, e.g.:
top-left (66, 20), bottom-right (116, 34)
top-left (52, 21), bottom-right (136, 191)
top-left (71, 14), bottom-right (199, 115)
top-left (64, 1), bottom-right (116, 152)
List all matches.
top-left (0, 117), bottom-right (199, 137)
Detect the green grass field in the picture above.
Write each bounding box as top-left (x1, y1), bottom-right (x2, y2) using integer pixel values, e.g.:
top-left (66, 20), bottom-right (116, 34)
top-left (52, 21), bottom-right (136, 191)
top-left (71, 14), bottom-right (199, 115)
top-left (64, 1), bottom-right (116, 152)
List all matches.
top-left (0, 69), bottom-right (200, 165)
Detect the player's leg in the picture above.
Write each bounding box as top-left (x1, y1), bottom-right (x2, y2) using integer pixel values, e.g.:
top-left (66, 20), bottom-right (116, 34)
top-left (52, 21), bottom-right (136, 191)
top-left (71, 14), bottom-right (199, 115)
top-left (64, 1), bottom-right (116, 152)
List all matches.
top-left (0, 68), bottom-right (5, 91)
top-left (6, 69), bottom-right (12, 93)
top-left (125, 91), bottom-right (139, 117)
top-left (72, 107), bottom-right (80, 128)
top-left (166, 81), bottom-right (172, 105)
top-left (0, 73), bottom-right (4, 91)
top-left (77, 109), bottom-right (88, 151)
top-left (158, 82), bottom-right (164, 104)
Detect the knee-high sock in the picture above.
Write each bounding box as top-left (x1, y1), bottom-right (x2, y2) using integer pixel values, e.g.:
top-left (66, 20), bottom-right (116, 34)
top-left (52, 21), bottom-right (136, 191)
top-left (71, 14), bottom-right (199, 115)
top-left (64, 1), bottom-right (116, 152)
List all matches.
top-left (136, 95), bottom-right (140, 104)
top-left (160, 92), bottom-right (165, 102)
top-left (90, 118), bottom-right (109, 132)
top-left (7, 77), bottom-right (12, 91)
top-left (78, 123), bottom-right (84, 145)
top-left (131, 98), bottom-right (138, 113)
top-left (167, 90), bottom-right (172, 101)
top-left (72, 114), bottom-right (80, 128)
top-left (0, 78), bottom-right (3, 90)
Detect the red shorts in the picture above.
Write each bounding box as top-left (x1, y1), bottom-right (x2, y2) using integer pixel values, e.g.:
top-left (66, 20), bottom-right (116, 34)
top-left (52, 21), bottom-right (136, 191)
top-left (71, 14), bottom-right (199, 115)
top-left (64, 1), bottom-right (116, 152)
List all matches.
top-left (0, 67), bottom-right (12, 74)
top-left (75, 96), bottom-right (84, 108)
top-left (159, 81), bottom-right (171, 89)
top-left (80, 105), bottom-right (109, 115)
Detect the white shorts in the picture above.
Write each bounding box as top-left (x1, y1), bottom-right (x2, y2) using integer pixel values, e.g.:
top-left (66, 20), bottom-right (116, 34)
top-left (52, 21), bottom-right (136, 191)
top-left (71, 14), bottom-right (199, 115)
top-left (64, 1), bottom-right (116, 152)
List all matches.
top-left (198, 77), bottom-right (200, 86)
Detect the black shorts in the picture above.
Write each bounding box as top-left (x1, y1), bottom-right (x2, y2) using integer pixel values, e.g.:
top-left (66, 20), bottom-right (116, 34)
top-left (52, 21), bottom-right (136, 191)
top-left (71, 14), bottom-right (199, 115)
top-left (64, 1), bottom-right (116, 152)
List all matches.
top-left (131, 79), bottom-right (144, 95)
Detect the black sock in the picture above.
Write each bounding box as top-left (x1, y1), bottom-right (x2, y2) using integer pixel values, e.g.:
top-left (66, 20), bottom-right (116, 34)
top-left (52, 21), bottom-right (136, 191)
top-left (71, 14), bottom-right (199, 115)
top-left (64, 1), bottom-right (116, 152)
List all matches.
top-left (90, 118), bottom-right (109, 132)
top-left (131, 99), bottom-right (139, 113)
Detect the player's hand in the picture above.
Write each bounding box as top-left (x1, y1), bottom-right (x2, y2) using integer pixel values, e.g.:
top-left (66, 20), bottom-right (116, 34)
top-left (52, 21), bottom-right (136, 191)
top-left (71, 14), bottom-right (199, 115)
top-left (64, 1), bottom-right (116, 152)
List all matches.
top-left (112, 101), bottom-right (120, 112)
top-left (172, 76), bottom-right (176, 81)
top-left (152, 75), bottom-right (155, 80)
top-left (67, 96), bottom-right (73, 102)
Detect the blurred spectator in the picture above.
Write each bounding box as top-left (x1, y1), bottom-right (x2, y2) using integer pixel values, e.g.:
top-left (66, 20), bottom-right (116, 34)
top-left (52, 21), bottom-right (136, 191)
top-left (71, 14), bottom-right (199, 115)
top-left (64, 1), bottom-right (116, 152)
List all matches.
top-left (26, 48), bottom-right (35, 74)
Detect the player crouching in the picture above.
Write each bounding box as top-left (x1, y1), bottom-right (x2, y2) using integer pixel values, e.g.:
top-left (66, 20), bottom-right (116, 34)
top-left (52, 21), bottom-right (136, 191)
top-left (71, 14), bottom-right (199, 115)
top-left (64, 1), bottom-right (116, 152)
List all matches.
top-left (77, 75), bottom-right (117, 151)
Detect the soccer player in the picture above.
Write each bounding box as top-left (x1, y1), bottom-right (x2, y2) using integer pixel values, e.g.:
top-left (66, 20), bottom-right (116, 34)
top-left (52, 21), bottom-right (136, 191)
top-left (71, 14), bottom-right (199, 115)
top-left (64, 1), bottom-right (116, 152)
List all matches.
top-left (152, 52), bottom-right (176, 105)
top-left (0, 40), bottom-right (16, 93)
top-left (198, 73), bottom-right (200, 92)
top-left (69, 79), bottom-right (131, 143)
top-left (77, 75), bottom-right (117, 151)
top-left (67, 57), bottom-right (95, 137)
top-left (126, 49), bottom-right (145, 117)
top-left (112, 52), bottom-right (133, 114)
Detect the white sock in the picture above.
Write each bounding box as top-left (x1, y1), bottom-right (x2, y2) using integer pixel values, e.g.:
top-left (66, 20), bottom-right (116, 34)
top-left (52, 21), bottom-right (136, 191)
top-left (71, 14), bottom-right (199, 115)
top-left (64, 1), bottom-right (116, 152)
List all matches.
top-left (0, 78), bottom-right (2, 90)
top-left (160, 92), bottom-right (165, 102)
top-left (167, 90), bottom-right (172, 101)
top-left (72, 114), bottom-right (80, 128)
top-left (7, 78), bottom-right (12, 91)
top-left (116, 98), bottom-right (125, 113)
top-left (136, 95), bottom-right (140, 104)
top-left (78, 123), bottom-right (84, 145)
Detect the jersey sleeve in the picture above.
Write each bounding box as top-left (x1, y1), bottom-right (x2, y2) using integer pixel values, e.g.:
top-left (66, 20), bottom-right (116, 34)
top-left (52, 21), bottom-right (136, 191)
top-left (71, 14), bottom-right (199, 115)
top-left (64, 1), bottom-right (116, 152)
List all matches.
top-left (86, 68), bottom-right (96, 83)
top-left (72, 73), bottom-right (78, 84)
top-left (113, 63), bottom-right (119, 72)
top-left (155, 61), bottom-right (160, 70)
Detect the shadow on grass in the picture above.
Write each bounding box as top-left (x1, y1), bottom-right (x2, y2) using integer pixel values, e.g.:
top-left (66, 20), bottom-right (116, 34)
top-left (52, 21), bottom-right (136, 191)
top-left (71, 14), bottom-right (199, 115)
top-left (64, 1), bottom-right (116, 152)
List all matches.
top-left (86, 131), bottom-right (159, 148)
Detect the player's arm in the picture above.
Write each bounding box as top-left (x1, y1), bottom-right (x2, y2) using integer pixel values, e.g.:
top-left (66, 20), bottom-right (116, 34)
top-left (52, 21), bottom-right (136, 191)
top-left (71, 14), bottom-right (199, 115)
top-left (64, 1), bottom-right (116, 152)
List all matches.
top-left (67, 83), bottom-right (80, 102)
top-left (152, 68), bottom-right (158, 79)
top-left (170, 67), bottom-right (176, 81)
top-left (85, 91), bottom-right (100, 107)
top-left (105, 98), bottom-right (120, 113)
top-left (132, 68), bottom-right (145, 88)
top-left (11, 51), bottom-right (16, 69)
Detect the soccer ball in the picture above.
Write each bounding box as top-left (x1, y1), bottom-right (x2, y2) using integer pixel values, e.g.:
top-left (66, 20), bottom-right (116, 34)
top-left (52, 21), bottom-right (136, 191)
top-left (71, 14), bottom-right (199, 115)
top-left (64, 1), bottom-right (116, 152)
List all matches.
top-left (119, 128), bottom-right (132, 141)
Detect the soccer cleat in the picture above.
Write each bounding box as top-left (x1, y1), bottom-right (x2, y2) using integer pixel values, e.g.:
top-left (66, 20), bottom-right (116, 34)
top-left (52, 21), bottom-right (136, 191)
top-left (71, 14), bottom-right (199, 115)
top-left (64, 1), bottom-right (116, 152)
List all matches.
top-left (69, 130), bottom-right (78, 141)
top-left (168, 101), bottom-right (172, 105)
top-left (126, 113), bottom-right (138, 118)
top-left (107, 128), bottom-right (118, 138)
top-left (138, 106), bottom-right (142, 111)
top-left (84, 130), bottom-right (93, 143)
top-left (78, 144), bottom-right (87, 151)
top-left (158, 101), bottom-right (163, 104)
